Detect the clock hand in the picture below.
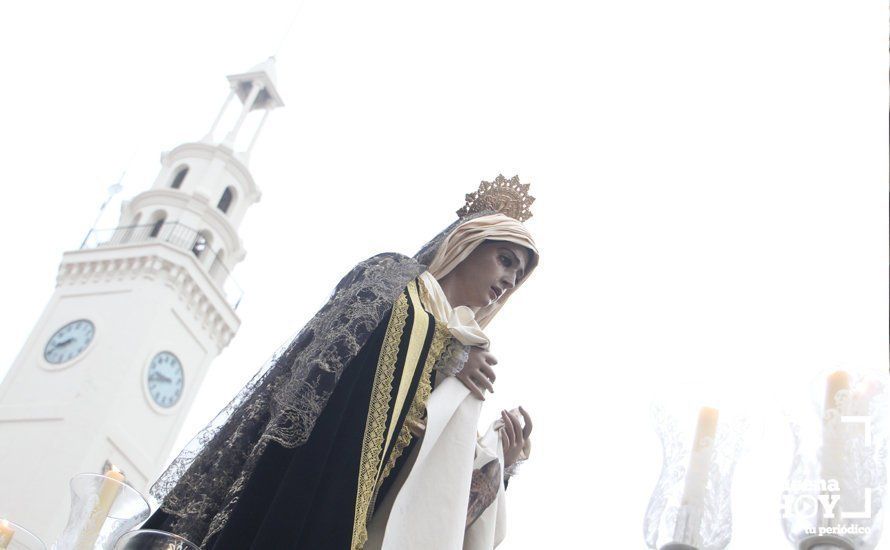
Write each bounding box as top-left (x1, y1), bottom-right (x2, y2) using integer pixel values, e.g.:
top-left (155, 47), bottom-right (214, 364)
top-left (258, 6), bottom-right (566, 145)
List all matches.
top-left (57, 337), bottom-right (75, 347)
top-left (149, 373), bottom-right (173, 383)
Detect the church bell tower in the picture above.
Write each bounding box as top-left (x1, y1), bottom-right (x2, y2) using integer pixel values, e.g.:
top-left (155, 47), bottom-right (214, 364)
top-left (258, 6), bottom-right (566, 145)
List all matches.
top-left (0, 57), bottom-right (283, 542)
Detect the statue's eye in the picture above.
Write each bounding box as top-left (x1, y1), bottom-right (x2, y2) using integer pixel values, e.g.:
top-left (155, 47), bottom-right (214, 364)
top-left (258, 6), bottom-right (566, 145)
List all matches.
top-left (499, 255), bottom-right (512, 267)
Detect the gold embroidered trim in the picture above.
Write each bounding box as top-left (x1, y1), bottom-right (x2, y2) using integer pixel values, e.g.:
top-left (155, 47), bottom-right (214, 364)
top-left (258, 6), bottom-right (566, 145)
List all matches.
top-left (375, 280), bottom-right (428, 482)
top-left (417, 273), bottom-right (433, 311)
top-left (372, 312), bottom-right (451, 510)
top-left (351, 290), bottom-right (409, 550)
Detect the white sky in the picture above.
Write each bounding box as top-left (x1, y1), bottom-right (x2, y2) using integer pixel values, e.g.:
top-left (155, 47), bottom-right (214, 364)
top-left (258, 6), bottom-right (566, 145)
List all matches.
top-left (1, 1), bottom-right (887, 548)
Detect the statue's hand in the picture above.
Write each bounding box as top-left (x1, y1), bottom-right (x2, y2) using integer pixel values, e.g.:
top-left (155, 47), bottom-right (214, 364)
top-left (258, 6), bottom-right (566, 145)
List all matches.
top-left (501, 406), bottom-right (532, 468)
top-left (455, 346), bottom-right (497, 400)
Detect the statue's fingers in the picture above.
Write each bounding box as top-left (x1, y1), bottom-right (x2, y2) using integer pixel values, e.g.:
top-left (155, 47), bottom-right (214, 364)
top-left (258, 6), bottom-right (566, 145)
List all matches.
top-left (519, 406), bottom-right (533, 439)
top-left (473, 372), bottom-right (495, 394)
top-left (479, 364), bottom-right (497, 384)
top-left (508, 411), bottom-right (524, 443)
top-left (468, 378), bottom-right (486, 401)
top-left (501, 410), bottom-right (515, 446)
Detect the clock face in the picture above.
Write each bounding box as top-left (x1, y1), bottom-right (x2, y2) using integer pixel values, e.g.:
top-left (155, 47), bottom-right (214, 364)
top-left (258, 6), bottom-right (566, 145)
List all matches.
top-left (44, 319), bottom-right (95, 364)
top-left (147, 352), bottom-right (184, 409)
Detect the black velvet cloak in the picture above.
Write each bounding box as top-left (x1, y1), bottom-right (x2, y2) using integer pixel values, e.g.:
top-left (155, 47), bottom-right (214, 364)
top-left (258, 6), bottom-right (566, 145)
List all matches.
top-left (142, 277), bottom-right (448, 549)
top-left (141, 210), bottom-right (498, 549)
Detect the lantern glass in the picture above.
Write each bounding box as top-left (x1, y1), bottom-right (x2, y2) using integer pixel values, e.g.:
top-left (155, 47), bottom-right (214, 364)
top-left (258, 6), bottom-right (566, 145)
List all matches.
top-left (644, 400), bottom-right (752, 550)
top-left (52, 473), bottom-right (150, 550)
top-left (0, 519), bottom-right (46, 549)
top-left (781, 370), bottom-right (888, 550)
top-left (113, 529), bottom-right (199, 550)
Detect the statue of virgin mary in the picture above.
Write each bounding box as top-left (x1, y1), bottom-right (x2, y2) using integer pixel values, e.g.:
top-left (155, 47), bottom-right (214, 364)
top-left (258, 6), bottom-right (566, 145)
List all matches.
top-left (141, 175), bottom-right (541, 549)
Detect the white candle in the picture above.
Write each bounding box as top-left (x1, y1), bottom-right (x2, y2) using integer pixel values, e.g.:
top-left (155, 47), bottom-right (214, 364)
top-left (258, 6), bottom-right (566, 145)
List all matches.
top-left (824, 370), bottom-right (850, 414)
top-left (821, 371), bottom-right (849, 486)
top-left (671, 405), bottom-right (720, 545)
top-left (74, 466), bottom-right (126, 549)
top-left (0, 519), bottom-right (15, 549)
top-left (680, 406), bottom-right (720, 509)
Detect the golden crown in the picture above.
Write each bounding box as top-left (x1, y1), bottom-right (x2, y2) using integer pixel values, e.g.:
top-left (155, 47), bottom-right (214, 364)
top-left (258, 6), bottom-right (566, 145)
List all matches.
top-left (456, 174), bottom-right (535, 222)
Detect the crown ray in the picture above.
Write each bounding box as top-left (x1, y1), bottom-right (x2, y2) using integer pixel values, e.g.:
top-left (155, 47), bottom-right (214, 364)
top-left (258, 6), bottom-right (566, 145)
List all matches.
top-left (455, 174), bottom-right (535, 222)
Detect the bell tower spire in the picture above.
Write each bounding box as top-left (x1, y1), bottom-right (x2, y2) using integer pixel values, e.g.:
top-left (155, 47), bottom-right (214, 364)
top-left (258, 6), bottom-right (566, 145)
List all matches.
top-left (0, 57), bottom-right (284, 543)
top-left (204, 56), bottom-right (284, 159)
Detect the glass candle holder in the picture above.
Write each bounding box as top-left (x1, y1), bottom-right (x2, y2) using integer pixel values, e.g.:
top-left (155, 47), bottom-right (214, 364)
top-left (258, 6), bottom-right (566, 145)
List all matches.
top-left (0, 519), bottom-right (47, 549)
top-left (781, 369), bottom-right (888, 550)
top-left (52, 473), bottom-right (150, 550)
top-left (643, 401), bottom-right (751, 550)
top-left (112, 529), bottom-right (199, 550)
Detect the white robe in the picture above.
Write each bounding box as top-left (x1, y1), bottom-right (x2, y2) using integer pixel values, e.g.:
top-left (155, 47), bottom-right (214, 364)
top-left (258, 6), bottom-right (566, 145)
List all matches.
top-left (364, 272), bottom-right (511, 549)
top-left (365, 377), bottom-right (509, 550)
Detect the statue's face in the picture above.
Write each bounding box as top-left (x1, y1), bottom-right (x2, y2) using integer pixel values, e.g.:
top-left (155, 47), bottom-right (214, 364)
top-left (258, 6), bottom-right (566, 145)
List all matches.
top-left (438, 239), bottom-right (531, 310)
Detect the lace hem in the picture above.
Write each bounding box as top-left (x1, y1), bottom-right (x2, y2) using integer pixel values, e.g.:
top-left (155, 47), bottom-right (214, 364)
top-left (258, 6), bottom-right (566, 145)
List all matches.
top-left (504, 457), bottom-right (525, 480)
top-left (432, 338), bottom-right (470, 377)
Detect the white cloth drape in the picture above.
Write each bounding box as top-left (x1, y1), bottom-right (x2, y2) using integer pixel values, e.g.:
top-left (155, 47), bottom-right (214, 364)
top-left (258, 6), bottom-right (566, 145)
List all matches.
top-left (364, 272), bottom-right (509, 549)
top-left (417, 271), bottom-right (490, 350)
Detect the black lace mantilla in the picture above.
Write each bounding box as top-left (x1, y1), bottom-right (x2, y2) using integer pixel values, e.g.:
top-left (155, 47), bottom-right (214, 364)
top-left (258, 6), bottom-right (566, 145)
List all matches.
top-left (148, 210), bottom-right (495, 547)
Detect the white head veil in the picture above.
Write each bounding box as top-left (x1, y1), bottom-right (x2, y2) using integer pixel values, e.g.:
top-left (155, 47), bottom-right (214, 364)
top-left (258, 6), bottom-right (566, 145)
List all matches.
top-left (425, 213), bottom-right (540, 329)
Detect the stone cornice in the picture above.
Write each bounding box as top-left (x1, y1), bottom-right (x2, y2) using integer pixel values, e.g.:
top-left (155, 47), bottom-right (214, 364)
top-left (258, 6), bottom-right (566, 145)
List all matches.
top-left (56, 244), bottom-right (240, 350)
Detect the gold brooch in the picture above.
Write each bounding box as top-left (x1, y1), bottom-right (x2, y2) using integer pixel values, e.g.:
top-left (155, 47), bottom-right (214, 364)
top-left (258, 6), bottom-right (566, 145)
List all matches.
top-left (456, 174), bottom-right (535, 222)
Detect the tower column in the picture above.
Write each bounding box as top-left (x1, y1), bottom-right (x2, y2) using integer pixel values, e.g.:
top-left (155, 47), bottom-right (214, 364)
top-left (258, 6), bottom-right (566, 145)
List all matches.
top-left (245, 110), bottom-right (271, 157)
top-left (204, 89), bottom-right (236, 142)
top-left (223, 82), bottom-right (264, 149)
